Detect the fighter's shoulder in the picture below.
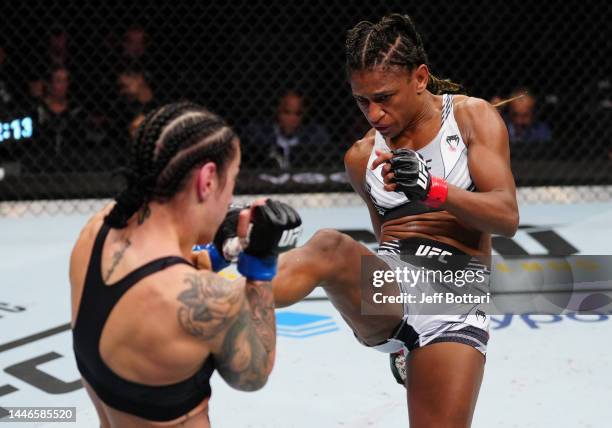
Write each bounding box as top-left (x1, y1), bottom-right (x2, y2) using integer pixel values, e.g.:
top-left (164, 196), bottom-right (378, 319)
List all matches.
top-left (454, 95), bottom-right (502, 123)
top-left (82, 202), bottom-right (115, 236)
top-left (453, 95), bottom-right (505, 141)
top-left (345, 128), bottom-right (376, 168)
top-left (70, 203), bottom-right (115, 263)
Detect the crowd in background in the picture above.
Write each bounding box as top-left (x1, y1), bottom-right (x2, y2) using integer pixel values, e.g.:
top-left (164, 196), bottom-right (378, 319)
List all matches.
top-left (0, 25), bottom-right (162, 173)
top-left (0, 20), bottom-right (609, 178)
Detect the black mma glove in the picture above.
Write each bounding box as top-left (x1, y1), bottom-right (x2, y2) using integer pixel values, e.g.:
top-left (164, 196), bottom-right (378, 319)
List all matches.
top-left (389, 149), bottom-right (448, 207)
top-left (238, 199), bottom-right (302, 280)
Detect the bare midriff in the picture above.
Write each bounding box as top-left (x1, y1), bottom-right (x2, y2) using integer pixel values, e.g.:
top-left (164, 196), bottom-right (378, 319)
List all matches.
top-left (380, 210), bottom-right (491, 259)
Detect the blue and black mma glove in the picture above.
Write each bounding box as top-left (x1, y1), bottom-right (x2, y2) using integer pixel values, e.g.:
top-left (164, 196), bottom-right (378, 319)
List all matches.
top-left (193, 205), bottom-right (243, 272)
top-left (238, 199), bottom-right (302, 281)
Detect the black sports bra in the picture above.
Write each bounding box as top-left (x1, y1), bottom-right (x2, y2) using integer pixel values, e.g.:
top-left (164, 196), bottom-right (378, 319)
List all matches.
top-left (72, 222), bottom-right (215, 422)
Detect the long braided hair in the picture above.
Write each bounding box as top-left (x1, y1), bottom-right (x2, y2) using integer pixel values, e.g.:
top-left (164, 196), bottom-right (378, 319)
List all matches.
top-left (105, 102), bottom-right (238, 228)
top-left (345, 13), bottom-right (463, 95)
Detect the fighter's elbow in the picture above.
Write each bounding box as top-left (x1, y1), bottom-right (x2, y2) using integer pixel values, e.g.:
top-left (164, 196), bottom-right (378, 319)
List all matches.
top-left (220, 351), bottom-right (275, 392)
top-left (230, 373), bottom-right (271, 392)
top-left (239, 380), bottom-right (267, 392)
top-left (499, 210), bottom-right (519, 237)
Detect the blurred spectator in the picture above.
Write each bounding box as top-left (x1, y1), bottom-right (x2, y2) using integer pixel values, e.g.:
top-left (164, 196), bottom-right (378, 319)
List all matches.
top-left (116, 66), bottom-right (158, 135)
top-left (93, 25), bottom-right (154, 133)
top-left (34, 66), bottom-right (87, 172)
top-left (505, 89), bottom-right (552, 144)
top-left (119, 24), bottom-right (154, 72)
top-left (40, 67), bottom-right (79, 121)
top-left (242, 89), bottom-right (331, 170)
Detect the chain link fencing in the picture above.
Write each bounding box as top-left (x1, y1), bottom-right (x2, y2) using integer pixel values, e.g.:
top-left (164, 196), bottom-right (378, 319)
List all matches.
top-left (0, 1), bottom-right (610, 215)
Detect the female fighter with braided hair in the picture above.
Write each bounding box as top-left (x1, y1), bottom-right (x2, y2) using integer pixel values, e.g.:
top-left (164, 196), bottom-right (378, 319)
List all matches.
top-left (230, 13), bottom-right (517, 427)
top-left (69, 102), bottom-right (301, 427)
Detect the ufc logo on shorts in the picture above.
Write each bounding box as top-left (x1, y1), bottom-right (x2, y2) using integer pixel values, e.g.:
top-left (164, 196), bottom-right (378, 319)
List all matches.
top-left (278, 227), bottom-right (302, 247)
top-left (415, 245), bottom-right (452, 263)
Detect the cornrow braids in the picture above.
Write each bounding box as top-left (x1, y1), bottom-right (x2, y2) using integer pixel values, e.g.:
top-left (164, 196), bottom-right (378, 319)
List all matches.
top-left (105, 102), bottom-right (237, 228)
top-left (136, 103), bottom-right (196, 187)
top-left (346, 20), bottom-right (375, 69)
top-left (155, 127), bottom-right (235, 200)
top-left (152, 115), bottom-right (230, 198)
top-left (152, 113), bottom-right (222, 174)
top-left (345, 13), bottom-right (464, 95)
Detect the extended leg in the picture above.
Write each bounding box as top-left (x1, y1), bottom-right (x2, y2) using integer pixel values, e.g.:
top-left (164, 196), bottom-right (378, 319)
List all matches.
top-left (273, 229), bottom-right (402, 344)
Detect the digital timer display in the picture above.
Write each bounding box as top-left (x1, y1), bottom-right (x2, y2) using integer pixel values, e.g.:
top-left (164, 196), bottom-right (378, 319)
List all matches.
top-left (0, 117), bottom-right (34, 142)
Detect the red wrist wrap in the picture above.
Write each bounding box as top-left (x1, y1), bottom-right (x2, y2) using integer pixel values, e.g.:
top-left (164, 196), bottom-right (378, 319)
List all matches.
top-left (424, 176), bottom-right (448, 208)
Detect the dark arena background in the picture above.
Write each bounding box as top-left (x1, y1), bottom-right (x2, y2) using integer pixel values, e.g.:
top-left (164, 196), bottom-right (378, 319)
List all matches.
top-left (0, 1), bottom-right (611, 427)
top-left (0, 1), bottom-right (610, 202)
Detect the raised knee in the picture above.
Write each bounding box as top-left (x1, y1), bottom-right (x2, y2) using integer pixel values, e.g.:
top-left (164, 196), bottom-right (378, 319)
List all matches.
top-left (308, 228), bottom-right (348, 255)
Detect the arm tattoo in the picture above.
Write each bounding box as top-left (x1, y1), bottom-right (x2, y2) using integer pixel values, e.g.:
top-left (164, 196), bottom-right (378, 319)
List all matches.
top-left (104, 239), bottom-right (131, 282)
top-left (244, 282), bottom-right (275, 353)
top-left (216, 280), bottom-right (276, 390)
top-left (216, 306), bottom-right (267, 390)
top-left (176, 273), bottom-right (276, 391)
top-left (177, 272), bottom-right (241, 340)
